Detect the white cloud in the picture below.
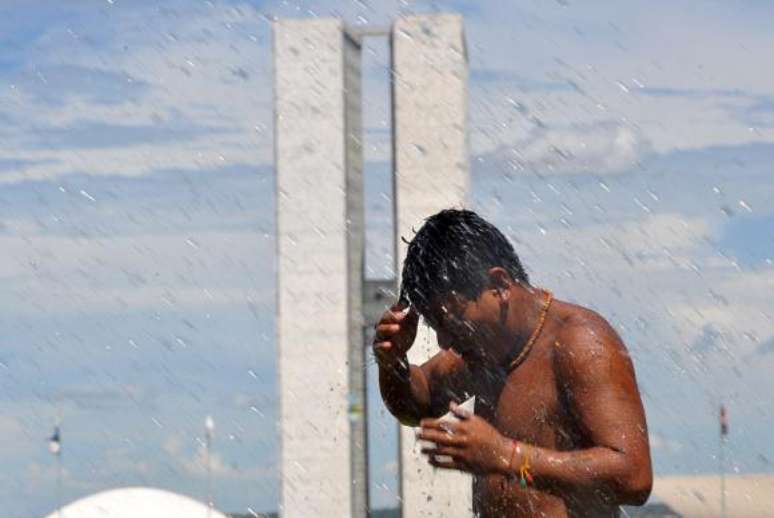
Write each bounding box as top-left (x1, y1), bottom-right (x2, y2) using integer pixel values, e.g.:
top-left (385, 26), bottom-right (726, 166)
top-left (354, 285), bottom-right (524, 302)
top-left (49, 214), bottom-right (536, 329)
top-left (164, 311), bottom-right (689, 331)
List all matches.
top-left (485, 122), bottom-right (653, 175)
top-left (507, 212), bottom-right (711, 272)
top-left (460, 0), bottom-right (774, 155)
top-left (666, 269), bottom-right (774, 340)
top-left (1, 2), bottom-right (274, 185)
top-left (0, 230), bottom-right (274, 315)
top-left (0, 137), bottom-right (270, 184)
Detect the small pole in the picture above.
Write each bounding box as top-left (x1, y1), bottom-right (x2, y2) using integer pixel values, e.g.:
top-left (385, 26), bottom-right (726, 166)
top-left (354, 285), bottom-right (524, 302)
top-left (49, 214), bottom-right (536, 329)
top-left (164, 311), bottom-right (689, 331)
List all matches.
top-left (205, 415), bottom-right (215, 518)
top-left (719, 404), bottom-right (728, 518)
top-left (48, 422), bottom-right (62, 518)
top-left (57, 450), bottom-right (63, 518)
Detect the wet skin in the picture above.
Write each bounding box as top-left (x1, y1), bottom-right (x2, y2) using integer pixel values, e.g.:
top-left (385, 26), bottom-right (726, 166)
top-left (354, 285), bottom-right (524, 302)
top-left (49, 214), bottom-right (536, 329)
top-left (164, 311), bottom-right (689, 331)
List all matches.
top-left (374, 276), bottom-right (652, 517)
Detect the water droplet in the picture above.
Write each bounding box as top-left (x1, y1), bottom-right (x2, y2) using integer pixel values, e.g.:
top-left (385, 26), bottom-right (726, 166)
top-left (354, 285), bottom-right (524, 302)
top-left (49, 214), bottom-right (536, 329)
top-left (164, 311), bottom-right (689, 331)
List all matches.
top-left (79, 189), bottom-right (96, 202)
top-left (738, 200), bottom-right (752, 212)
top-left (634, 197), bottom-right (651, 213)
top-left (598, 181), bottom-right (610, 192)
top-left (506, 97), bottom-right (527, 114)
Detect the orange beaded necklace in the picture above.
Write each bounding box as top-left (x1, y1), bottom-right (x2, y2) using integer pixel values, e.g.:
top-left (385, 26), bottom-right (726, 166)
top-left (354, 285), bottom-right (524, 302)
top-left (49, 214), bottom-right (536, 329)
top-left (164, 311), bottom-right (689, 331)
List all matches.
top-left (507, 289), bottom-right (553, 372)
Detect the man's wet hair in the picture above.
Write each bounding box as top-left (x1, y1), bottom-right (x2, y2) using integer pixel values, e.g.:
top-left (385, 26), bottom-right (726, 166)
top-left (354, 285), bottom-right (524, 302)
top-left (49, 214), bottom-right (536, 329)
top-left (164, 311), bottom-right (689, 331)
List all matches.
top-left (399, 209), bottom-right (529, 316)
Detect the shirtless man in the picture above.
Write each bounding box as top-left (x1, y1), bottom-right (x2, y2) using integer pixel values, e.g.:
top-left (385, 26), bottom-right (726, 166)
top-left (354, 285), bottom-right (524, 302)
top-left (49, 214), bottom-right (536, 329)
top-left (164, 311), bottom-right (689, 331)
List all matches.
top-left (374, 209), bottom-right (652, 517)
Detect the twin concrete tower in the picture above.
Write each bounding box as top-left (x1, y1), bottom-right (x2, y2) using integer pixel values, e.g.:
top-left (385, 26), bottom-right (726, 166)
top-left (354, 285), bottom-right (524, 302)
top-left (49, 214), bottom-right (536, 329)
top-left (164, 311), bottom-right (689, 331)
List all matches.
top-left (274, 13), bottom-right (470, 517)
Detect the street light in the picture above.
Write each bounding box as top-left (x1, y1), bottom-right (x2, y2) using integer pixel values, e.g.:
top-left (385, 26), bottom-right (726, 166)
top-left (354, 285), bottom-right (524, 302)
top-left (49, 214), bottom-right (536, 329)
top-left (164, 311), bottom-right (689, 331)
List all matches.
top-left (205, 415), bottom-right (215, 518)
top-left (48, 424), bottom-right (62, 518)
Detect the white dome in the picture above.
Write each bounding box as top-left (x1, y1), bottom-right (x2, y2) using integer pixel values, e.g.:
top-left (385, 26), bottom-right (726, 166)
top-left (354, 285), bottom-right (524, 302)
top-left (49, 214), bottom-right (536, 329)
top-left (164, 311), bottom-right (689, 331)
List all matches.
top-left (46, 487), bottom-right (229, 518)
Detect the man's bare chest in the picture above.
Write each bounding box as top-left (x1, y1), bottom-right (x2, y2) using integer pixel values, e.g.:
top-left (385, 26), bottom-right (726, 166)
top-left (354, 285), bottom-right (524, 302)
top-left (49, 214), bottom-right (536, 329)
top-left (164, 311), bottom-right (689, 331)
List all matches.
top-left (463, 346), bottom-right (575, 448)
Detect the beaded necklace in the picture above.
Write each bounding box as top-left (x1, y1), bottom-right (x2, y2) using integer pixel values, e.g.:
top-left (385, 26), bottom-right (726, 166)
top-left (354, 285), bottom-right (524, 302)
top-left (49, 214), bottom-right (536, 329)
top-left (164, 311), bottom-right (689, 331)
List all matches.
top-left (507, 289), bottom-right (553, 372)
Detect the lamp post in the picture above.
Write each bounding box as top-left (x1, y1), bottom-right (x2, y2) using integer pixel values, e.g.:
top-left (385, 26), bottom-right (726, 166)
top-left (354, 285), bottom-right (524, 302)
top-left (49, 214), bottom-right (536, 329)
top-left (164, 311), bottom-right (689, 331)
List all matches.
top-left (205, 415), bottom-right (215, 518)
top-left (48, 424), bottom-right (62, 518)
top-left (719, 404), bottom-right (728, 518)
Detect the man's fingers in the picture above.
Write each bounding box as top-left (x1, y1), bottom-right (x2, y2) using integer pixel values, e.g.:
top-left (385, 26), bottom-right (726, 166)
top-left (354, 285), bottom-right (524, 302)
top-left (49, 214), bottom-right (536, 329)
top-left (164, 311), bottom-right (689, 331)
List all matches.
top-left (373, 341), bottom-right (392, 352)
top-left (389, 301), bottom-right (409, 313)
top-left (379, 309), bottom-right (403, 324)
top-left (416, 428), bottom-right (462, 446)
top-left (419, 418), bottom-right (460, 434)
top-left (380, 305), bottom-right (415, 325)
top-left (374, 323), bottom-right (400, 339)
top-left (420, 445), bottom-right (459, 457)
top-left (427, 455), bottom-right (467, 472)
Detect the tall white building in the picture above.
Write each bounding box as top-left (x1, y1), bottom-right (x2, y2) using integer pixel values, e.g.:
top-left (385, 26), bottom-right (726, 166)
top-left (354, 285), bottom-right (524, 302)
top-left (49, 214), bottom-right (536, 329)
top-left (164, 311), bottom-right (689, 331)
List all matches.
top-left (274, 18), bottom-right (364, 518)
top-left (391, 14), bottom-right (471, 518)
top-left (274, 13), bottom-right (470, 518)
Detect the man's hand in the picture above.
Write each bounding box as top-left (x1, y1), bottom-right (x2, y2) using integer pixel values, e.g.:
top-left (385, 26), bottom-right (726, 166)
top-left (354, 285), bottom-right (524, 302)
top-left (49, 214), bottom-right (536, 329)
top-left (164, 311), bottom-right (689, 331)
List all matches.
top-left (418, 402), bottom-right (513, 475)
top-left (373, 302), bottom-right (420, 368)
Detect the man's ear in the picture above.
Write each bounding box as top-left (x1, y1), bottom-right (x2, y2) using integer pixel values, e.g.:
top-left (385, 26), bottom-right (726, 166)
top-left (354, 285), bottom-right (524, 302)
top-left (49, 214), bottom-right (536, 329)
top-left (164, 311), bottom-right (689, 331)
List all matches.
top-left (487, 267), bottom-right (512, 302)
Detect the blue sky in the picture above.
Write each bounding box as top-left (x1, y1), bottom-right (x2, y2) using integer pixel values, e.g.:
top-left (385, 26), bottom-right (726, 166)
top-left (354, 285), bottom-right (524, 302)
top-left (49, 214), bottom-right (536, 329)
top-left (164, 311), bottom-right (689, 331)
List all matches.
top-left (1, 1), bottom-right (773, 516)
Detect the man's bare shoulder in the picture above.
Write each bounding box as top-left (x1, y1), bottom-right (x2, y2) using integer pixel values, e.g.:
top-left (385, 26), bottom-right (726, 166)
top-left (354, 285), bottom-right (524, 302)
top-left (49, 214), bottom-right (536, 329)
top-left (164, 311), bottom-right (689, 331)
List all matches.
top-left (552, 300), bottom-right (632, 374)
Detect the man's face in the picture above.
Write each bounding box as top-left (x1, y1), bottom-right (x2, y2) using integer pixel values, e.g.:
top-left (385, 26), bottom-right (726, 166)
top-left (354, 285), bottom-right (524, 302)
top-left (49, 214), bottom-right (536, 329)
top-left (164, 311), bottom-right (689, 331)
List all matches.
top-left (424, 289), bottom-right (500, 363)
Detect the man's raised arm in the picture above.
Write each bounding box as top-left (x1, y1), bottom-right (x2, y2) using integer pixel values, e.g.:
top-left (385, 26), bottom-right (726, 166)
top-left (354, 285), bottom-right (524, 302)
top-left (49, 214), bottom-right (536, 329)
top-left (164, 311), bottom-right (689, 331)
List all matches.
top-left (373, 304), bottom-right (432, 426)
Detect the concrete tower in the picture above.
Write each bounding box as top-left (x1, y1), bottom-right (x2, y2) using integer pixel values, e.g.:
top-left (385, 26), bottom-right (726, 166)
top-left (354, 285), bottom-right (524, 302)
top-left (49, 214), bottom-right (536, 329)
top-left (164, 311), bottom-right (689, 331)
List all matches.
top-left (274, 18), bottom-right (365, 518)
top-left (274, 13), bottom-right (470, 518)
top-left (392, 13), bottom-right (472, 518)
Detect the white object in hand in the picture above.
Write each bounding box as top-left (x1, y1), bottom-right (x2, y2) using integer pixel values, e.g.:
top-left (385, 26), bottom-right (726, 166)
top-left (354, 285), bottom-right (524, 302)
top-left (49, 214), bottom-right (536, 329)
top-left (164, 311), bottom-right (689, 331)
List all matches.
top-left (421, 396), bottom-right (476, 464)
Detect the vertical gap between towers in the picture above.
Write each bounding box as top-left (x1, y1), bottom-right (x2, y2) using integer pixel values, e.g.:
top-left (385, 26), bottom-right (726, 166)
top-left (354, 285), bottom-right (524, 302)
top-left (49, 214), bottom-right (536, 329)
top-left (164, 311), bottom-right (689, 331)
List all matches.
top-left (360, 31), bottom-right (400, 516)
